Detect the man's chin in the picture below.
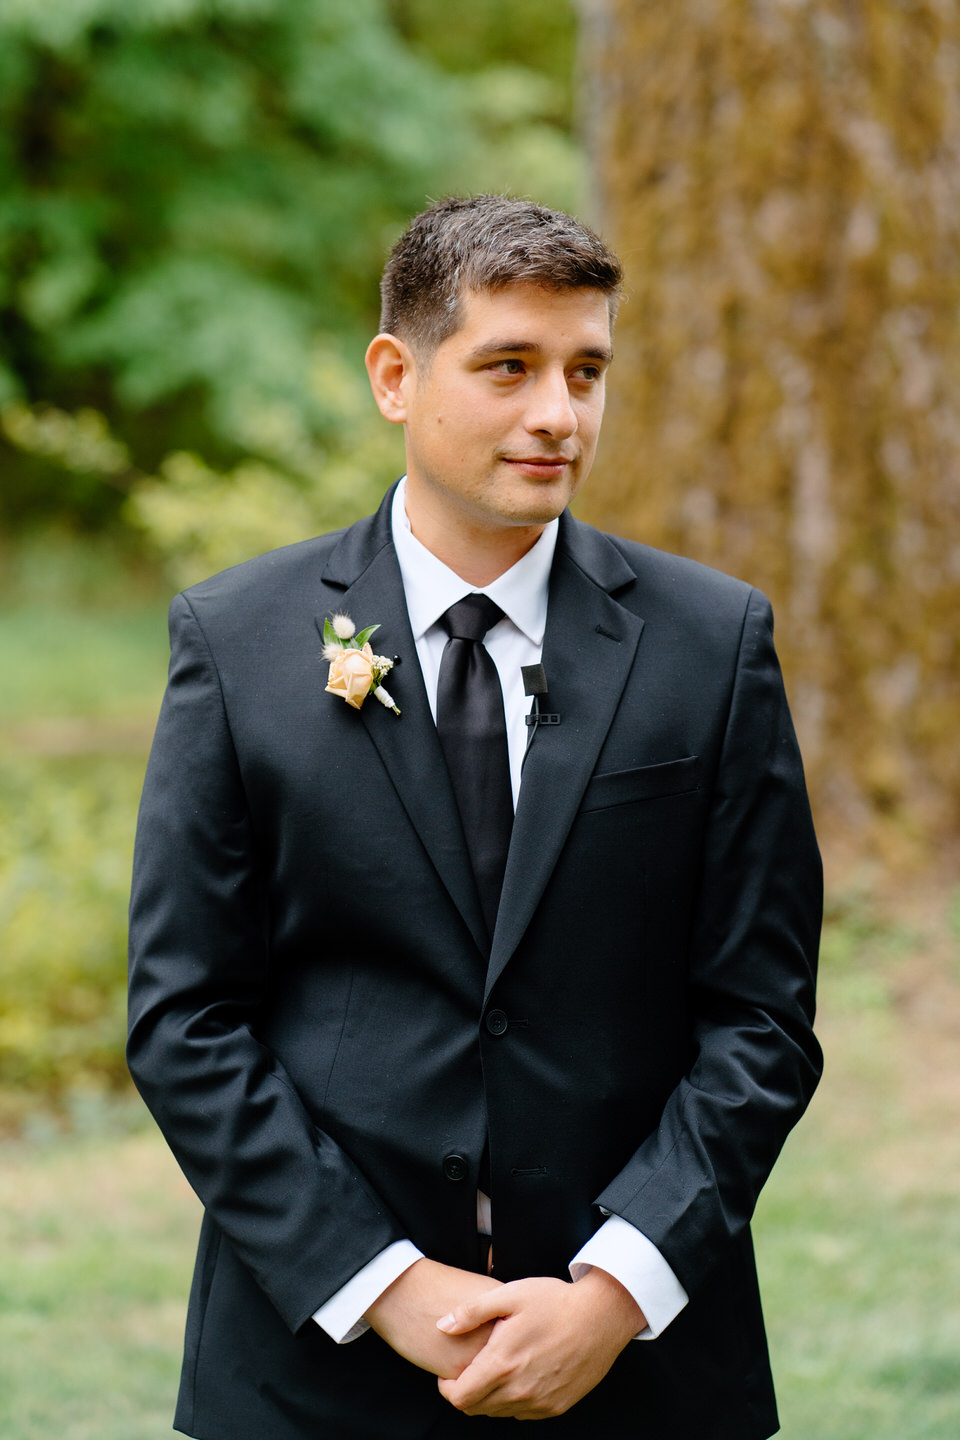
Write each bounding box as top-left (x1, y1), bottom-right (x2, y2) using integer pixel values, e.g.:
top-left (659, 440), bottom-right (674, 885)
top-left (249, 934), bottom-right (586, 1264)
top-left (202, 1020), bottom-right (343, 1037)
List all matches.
top-left (492, 475), bottom-right (581, 527)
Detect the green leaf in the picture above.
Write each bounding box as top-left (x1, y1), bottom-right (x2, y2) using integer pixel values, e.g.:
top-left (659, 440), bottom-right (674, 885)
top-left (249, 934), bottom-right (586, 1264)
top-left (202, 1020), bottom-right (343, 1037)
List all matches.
top-left (322, 616), bottom-right (338, 647)
top-left (353, 623), bottom-right (380, 647)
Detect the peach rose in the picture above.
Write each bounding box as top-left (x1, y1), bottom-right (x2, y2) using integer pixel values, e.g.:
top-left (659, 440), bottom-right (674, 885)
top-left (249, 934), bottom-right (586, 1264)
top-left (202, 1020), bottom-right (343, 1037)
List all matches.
top-left (325, 643), bottom-right (375, 709)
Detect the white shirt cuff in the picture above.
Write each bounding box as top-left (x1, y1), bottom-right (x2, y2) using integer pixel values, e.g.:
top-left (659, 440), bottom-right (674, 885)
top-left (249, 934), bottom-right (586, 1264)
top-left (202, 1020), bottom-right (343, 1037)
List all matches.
top-left (312, 1239), bottom-right (424, 1344)
top-left (570, 1213), bottom-right (689, 1340)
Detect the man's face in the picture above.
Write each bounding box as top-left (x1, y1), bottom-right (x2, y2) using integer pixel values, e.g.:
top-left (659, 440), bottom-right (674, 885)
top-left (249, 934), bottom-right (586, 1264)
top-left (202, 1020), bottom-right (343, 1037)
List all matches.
top-left (399, 283), bottom-right (612, 534)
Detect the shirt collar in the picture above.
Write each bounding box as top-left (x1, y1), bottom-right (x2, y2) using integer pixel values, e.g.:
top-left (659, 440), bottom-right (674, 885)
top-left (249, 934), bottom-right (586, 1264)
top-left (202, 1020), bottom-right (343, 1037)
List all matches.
top-left (391, 478), bottom-right (557, 644)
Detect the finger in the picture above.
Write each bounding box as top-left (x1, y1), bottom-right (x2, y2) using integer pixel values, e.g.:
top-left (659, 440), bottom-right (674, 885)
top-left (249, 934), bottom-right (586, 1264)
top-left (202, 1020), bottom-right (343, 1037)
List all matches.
top-left (436, 1288), bottom-right (512, 1334)
top-left (438, 1368), bottom-right (501, 1412)
top-left (437, 1341), bottom-right (511, 1411)
top-left (440, 1377), bottom-right (529, 1421)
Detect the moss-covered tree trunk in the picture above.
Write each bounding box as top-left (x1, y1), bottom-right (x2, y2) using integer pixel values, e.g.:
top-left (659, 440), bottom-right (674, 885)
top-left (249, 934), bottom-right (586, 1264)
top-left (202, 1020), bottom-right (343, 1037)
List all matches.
top-left (579, 0), bottom-right (960, 859)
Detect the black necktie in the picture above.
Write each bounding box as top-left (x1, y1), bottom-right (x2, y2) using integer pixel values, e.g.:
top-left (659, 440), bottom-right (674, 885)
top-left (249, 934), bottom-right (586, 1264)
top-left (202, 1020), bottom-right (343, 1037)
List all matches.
top-left (436, 595), bottom-right (514, 944)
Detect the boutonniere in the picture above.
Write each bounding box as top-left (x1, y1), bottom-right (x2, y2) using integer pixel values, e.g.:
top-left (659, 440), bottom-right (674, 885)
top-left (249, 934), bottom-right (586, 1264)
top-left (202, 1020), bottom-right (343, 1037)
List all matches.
top-left (322, 613), bottom-right (400, 715)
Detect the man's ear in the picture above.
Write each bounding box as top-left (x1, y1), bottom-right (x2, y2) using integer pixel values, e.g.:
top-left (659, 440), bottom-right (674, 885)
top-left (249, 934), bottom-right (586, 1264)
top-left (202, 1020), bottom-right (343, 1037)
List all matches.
top-left (365, 333), bottom-right (416, 424)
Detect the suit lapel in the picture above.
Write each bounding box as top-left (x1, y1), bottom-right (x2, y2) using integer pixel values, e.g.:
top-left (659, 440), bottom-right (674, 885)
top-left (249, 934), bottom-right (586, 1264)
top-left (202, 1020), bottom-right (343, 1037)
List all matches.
top-left (485, 514), bottom-right (644, 1000)
top-left (319, 491), bottom-right (488, 955)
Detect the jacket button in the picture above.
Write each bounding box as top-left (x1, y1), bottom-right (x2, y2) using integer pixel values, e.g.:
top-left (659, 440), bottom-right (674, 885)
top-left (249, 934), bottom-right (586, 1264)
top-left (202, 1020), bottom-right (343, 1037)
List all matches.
top-left (485, 1008), bottom-right (508, 1036)
top-left (442, 1153), bottom-right (468, 1182)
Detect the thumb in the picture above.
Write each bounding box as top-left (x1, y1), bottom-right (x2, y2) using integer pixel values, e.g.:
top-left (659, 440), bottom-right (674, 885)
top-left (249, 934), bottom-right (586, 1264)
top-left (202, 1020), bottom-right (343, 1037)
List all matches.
top-left (436, 1288), bottom-right (511, 1334)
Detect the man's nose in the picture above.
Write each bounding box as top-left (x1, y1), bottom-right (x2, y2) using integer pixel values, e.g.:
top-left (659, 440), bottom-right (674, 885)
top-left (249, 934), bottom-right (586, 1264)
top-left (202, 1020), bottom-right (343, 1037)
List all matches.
top-left (525, 370), bottom-right (577, 438)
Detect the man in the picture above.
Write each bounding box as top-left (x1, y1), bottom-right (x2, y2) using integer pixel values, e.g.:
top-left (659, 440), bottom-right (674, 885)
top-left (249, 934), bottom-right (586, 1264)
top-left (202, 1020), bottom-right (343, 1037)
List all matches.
top-left (128, 195), bottom-right (822, 1439)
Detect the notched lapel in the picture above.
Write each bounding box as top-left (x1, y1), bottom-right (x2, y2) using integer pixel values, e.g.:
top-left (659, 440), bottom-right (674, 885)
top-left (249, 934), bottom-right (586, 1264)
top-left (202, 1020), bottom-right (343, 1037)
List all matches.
top-left (485, 522), bottom-right (645, 999)
top-left (318, 508), bottom-right (488, 956)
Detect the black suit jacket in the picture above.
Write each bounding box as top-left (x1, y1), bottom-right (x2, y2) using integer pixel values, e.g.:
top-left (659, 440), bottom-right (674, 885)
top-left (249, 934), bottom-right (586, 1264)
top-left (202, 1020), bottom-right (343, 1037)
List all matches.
top-left (128, 487), bottom-right (822, 1440)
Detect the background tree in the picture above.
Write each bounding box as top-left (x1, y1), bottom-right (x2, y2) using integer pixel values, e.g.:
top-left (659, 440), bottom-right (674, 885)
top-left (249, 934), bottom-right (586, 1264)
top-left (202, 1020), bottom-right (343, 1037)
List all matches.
top-left (579, 0), bottom-right (960, 859)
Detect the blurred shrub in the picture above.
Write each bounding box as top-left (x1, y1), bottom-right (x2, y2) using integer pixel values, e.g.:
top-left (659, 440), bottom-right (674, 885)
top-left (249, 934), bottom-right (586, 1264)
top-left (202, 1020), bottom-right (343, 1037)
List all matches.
top-left (0, 754), bottom-right (139, 1106)
top-left (125, 340), bottom-right (406, 586)
top-left (0, 0), bottom-right (580, 534)
top-left (1, 402), bottom-right (130, 476)
top-left (2, 344), bottom-right (407, 587)
top-left (0, 1), bottom-right (460, 486)
top-left (0, 525), bottom-right (162, 611)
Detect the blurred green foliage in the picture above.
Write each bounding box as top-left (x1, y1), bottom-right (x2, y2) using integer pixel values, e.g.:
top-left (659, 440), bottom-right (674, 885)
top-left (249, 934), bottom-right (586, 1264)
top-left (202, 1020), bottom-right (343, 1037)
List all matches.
top-left (0, 0), bottom-right (579, 576)
top-left (0, 754), bottom-right (140, 1111)
top-left (0, 530), bottom-right (169, 721)
top-left (0, 0), bottom-right (581, 1119)
top-left (818, 884), bottom-right (915, 1013)
top-left (125, 345), bottom-right (406, 586)
top-left (0, 535), bottom-right (167, 1122)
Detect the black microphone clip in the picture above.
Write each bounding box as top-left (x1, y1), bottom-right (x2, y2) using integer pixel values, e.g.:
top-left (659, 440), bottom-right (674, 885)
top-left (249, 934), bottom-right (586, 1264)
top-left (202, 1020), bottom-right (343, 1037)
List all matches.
top-left (522, 664), bottom-right (560, 727)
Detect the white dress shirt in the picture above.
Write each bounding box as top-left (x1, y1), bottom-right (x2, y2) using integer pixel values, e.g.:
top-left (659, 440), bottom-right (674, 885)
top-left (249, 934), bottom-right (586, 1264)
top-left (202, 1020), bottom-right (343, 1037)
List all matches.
top-left (312, 480), bottom-right (688, 1344)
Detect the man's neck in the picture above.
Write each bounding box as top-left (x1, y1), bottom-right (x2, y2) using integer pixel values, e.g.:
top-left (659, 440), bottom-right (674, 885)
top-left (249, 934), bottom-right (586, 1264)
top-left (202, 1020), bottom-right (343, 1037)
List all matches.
top-left (403, 484), bottom-right (546, 586)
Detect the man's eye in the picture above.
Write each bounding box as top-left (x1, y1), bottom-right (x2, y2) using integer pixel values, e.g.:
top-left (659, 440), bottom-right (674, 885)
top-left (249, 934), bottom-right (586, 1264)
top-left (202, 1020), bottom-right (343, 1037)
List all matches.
top-left (493, 359), bottom-right (524, 374)
top-left (575, 365), bottom-right (602, 382)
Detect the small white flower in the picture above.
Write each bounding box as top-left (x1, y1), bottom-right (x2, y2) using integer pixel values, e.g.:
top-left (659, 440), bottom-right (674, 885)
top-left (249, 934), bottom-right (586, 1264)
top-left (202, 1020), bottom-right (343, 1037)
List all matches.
top-left (332, 613), bottom-right (355, 640)
top-left (373, 655), bottom-right (394, 674)
top-left (322, 641), bottom-right (343, 662)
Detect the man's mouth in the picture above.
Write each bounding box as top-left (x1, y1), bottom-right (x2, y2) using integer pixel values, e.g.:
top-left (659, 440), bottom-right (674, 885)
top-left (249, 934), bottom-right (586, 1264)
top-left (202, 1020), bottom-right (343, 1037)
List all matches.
top-left (502, 455), bottom-right (575, 477)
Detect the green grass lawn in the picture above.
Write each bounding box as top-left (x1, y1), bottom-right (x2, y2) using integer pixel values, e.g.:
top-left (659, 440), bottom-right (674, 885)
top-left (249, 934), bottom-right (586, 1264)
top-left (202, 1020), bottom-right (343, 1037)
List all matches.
top-left (0, 1107), bottom-right (199, 1440)
top-left (755, 988), bottom-right (960, 1439)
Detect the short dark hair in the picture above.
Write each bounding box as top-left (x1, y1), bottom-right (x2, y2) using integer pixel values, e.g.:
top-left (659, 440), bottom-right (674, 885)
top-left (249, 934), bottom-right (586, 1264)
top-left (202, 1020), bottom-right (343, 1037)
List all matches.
top-left (379, 194), bottom-right (623, 356)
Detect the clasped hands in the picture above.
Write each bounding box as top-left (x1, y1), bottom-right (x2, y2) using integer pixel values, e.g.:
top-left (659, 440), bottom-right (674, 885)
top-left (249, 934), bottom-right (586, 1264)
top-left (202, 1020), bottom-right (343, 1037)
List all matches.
top-left (365, 1256), bottom-right (644, 1420)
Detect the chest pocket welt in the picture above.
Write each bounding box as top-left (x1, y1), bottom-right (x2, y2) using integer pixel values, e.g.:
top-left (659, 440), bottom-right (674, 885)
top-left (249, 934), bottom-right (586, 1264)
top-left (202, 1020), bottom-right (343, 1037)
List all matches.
top-left (579, 755), bottom-right (701, 813)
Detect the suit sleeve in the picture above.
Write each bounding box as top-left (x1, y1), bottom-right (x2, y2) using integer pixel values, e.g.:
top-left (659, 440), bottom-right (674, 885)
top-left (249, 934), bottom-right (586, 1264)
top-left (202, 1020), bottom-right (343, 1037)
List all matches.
top-left (127, 594), bottom-right (406, 1333)
top-left (595, 587), bottom-right (823, 1296)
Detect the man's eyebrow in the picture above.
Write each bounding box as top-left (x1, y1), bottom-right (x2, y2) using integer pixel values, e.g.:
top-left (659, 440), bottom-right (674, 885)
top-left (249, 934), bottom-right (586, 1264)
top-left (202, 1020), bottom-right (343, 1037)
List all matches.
top-left (467, 339), bottom-right (613, 364)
